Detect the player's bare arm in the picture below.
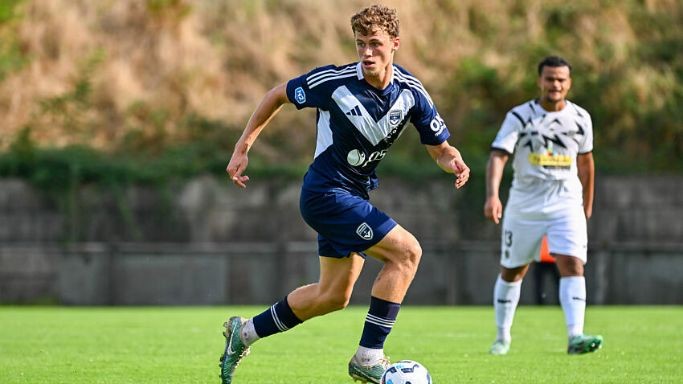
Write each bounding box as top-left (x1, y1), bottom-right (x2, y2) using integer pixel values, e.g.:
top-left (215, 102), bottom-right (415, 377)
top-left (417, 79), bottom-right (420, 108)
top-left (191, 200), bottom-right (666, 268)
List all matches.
top-left (425, 141), bottom-right (470, 189)
top-left (226, 82), bottom-right (290, 188)
top-left (484, 150), bottom-right (509, 224)
top-left (577, 151), bottom-right (595, 219)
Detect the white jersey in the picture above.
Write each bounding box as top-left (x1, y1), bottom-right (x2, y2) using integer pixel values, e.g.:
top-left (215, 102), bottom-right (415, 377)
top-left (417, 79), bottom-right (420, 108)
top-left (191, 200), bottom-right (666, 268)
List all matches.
top-left (492, 99), bottom-right (593, 214)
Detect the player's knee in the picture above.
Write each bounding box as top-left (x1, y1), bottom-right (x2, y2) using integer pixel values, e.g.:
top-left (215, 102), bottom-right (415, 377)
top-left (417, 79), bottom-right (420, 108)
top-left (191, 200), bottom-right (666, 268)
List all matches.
top-left (501, 267), bottom-right (527, 282)
top-left (559, 264), bottom-right (583, 277)
top-left (393, 238), bottom-right (422, 274)
top-left (320, 290), bottom-right (351, 312)
top-left (556, 255), bottom-right (584, 276)
top-left (404, 240), bottom-right (422, 270)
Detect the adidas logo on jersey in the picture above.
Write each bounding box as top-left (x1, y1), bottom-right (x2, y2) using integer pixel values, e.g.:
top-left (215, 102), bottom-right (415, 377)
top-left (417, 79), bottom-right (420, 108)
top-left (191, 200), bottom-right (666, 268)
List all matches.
top-left (345, 105), bottom-right (362, 117)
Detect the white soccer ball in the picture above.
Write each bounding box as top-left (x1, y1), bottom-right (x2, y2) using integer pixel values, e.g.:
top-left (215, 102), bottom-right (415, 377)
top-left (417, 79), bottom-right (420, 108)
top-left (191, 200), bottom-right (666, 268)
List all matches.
top-left (380, 360), bottom-right (432, 384)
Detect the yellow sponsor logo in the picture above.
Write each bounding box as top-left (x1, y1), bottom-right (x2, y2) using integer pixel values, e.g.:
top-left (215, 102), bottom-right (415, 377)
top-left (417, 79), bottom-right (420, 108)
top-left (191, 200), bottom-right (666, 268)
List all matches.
top-left (528, 153), bottom-right (572, 167)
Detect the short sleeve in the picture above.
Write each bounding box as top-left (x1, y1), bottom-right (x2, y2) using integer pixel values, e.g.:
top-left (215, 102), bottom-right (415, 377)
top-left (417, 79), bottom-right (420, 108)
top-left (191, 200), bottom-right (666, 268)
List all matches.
top-left (578, 114), bottom-right (594, 154)
top-left (410, 90), bottom-right (450, 145)
top-left (286, 65), bottom-right (336, 110)
top-left (491, 112), bottom-right (522, 154)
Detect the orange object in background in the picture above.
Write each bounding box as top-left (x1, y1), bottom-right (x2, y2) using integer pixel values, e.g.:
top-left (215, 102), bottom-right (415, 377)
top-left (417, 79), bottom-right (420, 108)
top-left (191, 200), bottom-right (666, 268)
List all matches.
top-left (539, 235), bottom-right (555, 263)
top-left (534, 235), bottom-right (559, 305)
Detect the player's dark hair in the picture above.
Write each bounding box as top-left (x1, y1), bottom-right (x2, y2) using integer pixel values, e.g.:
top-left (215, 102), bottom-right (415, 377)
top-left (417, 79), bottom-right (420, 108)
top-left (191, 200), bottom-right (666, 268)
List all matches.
top-left (351, 4), bottom-right (400, 38)
top-left (537, 56), bottom-right (572, 75)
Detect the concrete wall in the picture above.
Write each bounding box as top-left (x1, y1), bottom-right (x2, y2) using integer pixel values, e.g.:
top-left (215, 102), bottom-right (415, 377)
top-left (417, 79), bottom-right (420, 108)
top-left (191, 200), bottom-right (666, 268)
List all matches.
top-left (0, 175), bottom-right (682, 305)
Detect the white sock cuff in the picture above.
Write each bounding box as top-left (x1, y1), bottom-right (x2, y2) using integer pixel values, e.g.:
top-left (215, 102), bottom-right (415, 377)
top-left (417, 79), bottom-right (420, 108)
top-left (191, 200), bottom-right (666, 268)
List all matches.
top-left (241, 318), bottom-right (260, 346)
top-left (560, 276), bottom-right (585, 284)
top-left (497, 274), bottom-right (523, 287)
top-left (356, 346), bottom-right (384, 365)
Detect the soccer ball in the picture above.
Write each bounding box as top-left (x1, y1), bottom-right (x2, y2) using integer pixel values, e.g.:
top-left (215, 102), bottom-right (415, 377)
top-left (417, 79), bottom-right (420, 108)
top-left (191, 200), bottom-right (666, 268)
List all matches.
top-left (380, 360), bottom-right (432, 384)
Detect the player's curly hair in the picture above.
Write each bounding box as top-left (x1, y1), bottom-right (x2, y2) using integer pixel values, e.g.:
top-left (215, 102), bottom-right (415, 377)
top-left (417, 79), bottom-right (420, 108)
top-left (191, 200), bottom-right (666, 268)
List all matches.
top-left (351, 4), bottom-right (399, 38)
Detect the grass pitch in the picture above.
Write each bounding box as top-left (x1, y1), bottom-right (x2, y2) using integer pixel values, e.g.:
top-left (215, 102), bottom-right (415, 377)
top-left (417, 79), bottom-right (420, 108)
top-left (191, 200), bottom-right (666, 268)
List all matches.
top-left (0, 306), bottom-right (680, 383)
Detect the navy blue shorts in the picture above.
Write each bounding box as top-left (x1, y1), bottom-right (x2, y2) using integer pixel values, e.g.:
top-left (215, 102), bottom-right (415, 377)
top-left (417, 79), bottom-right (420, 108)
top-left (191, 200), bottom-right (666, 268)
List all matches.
top-left (300, 188), bottom-right (397, 258)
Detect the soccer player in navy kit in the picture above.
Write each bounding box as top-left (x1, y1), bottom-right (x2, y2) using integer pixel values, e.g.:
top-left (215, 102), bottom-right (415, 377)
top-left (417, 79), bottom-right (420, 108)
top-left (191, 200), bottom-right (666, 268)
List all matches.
top-left (220, 5), bottom-right (469, 384)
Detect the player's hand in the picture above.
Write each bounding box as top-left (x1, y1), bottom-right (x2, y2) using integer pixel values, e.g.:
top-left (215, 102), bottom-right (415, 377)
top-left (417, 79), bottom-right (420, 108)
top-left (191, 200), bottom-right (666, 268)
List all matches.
top-left (451, 158), bottom-right (470, 189)
top-left (226, 151), bottom-right (250, 188)
top-left (484, 196), bottom-right (503, 224)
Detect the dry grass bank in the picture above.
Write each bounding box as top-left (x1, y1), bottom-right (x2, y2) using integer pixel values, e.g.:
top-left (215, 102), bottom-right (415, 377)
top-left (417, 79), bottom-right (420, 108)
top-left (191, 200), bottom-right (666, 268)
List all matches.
top-left (0, 0), bottom-right (680, 168)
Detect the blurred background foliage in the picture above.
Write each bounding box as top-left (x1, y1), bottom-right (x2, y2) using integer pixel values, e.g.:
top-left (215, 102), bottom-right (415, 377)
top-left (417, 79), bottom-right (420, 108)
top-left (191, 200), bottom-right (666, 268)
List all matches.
top-left (0, 0), bottom-right (681, 190)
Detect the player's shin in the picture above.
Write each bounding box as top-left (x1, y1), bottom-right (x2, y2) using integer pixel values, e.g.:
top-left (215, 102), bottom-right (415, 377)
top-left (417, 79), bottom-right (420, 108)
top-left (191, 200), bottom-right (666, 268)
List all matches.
top-left (348, 296), bottom-right (398, 382)
top-left (559, 276), bottom-right (586, 338)
top-left (252, 296), bottom-right (303, 339)
top-left (493, 274), bottom-right (522, 343)
top-left (356, 296), bottom-right (400, 364)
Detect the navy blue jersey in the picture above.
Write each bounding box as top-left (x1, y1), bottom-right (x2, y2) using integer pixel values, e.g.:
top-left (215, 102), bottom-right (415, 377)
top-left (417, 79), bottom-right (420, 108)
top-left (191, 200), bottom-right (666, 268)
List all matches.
top-left (286, 62), bottom-right (450, 197)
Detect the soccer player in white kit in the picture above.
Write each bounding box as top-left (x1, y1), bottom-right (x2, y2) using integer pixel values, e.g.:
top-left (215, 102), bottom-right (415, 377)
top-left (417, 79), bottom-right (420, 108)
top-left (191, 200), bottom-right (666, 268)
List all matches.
top-left (483, 56), bottom-right (603, 355)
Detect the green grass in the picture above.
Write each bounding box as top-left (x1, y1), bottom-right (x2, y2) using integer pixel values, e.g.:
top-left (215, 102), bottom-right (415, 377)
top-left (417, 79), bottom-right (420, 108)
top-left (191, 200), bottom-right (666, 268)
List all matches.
top-left (0, 306), bottom-right (681, 383)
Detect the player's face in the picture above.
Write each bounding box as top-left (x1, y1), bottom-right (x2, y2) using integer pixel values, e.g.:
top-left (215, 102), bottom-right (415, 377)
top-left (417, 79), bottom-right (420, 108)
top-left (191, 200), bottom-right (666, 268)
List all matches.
top-left (355, 28), bottom-right (399, 79)
top-left (538, 65), bottom-right (572, 109)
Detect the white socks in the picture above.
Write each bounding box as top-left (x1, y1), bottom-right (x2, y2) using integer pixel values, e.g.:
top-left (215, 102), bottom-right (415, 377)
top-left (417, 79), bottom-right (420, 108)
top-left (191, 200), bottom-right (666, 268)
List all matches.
top-left (355, 346), bottom-right (385, 366)
top-left (240, 318), bottom-right (260, 347)
top-left (559, 276), bottom-right (586, 338)
top-left (493, 274), bottom-right (587, 342)
top-left (493, 274), bottom-right (522, 343)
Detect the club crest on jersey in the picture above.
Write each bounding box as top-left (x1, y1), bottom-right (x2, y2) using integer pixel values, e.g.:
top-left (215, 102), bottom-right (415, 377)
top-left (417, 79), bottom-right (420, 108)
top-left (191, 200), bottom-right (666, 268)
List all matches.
top-left (356, 222), bottom-right (374, 240)
top-left (294, 87), bottom-right (306, 104)
top-left (389, 109), bottom-right (404, 127)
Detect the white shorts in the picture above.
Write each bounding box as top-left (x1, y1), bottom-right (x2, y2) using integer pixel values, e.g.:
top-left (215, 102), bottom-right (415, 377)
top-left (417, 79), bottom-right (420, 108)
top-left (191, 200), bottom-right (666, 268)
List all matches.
top-left (499, 205), bottom-right (587, 268)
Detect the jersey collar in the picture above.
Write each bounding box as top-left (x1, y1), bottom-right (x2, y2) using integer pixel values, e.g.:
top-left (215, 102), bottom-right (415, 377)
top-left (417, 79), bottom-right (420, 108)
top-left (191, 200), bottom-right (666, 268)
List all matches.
top-left (355, 62), bottom-right (364, 80)
top-left (536, 98), bottom-right (570, 113)
top-left (355, 62), bottom-right (395, 89)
